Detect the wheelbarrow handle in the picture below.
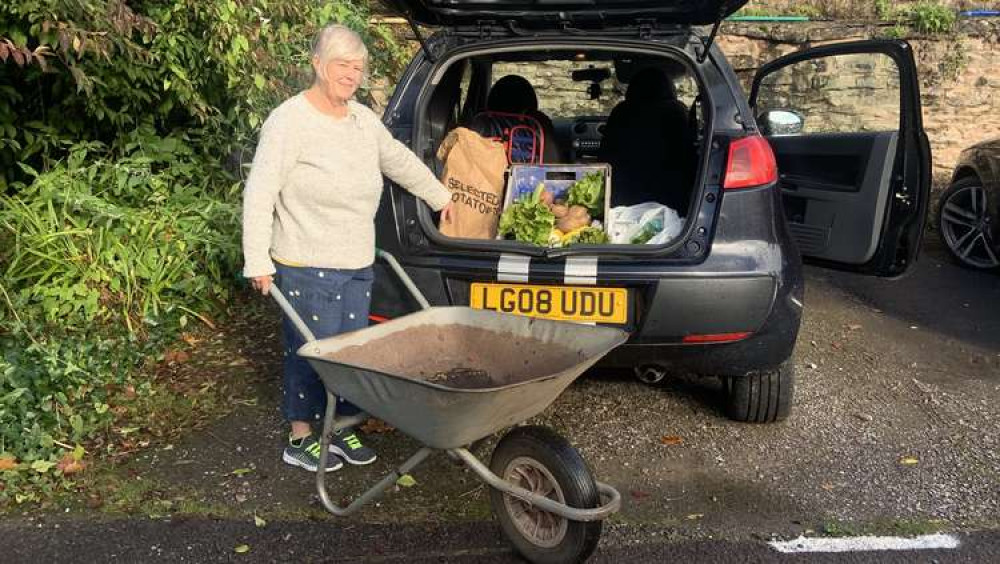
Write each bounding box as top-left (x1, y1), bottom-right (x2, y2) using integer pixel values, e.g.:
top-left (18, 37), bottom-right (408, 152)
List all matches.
top-left (268, 249), bottom-right (429, 343)
top-left (376, 248), bottom-right (431, 311)
top-left (269, 285), bottom-right (317, 343)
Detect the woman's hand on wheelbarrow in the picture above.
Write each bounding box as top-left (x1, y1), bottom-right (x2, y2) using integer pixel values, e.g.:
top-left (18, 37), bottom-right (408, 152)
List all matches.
top-left (251, 275), bottom-right (273, 295)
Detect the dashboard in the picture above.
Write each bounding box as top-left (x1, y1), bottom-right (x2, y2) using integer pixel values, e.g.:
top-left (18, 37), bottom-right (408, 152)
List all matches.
top-left (552, 116), bottom-right (607, 161)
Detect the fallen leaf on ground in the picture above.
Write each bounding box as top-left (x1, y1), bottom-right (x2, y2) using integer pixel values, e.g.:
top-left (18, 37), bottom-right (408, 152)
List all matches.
top-left (900, 456), bottom-right (919, 466)
top-left (0, 456), bottom-right (18, 471)
top-left (56, 453), bottom-right (86, 475)
top-left (180, 333), bottom-right (202, 346)
top-left (396, 474), bottom-right (417, 488)
top-left (660, 435), bottom-right (684, 446)
top-left (847, 324), bottom-right (862, 331)
top-left (361, 418), bottom-right (395, 434)
top-left (231, 467), bottom-right (253, 477)
top-left (234, 544), bottom-right (250, 554)
top-left (686, 513), bottom-right (704, 520)
top-left (820, 483), bottom-right (835, 491)
top-left (164, 349), bottom-right (190, 364)
top-left (254, 514), bottom-right (266, 528)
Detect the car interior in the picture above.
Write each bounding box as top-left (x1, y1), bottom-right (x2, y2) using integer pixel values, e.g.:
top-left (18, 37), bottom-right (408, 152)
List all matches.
top-left (420, 49), bottom-right (705, 240)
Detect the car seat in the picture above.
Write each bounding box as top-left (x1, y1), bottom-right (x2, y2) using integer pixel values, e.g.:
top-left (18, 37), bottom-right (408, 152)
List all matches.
top-left (468, 75), bottom-right (567, 164)
top-left (600, 67), bottom-right (695, 213)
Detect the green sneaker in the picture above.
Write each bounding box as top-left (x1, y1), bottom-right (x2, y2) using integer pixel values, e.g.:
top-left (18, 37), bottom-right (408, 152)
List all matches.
top-left (282, 434), bottom-right (343, 472)
top-left (329, 428), bottom-right (377, 465)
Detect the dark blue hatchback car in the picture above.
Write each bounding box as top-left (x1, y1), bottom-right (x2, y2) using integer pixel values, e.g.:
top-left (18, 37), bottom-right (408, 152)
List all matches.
top-left (370, 0), bottom-right (932, 423)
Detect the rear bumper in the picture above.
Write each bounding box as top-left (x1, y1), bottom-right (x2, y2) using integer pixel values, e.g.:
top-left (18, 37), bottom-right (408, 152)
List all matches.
top-left (372, 264), bottom-right (803, 376)
top-left (600, 276), bottom-right (802, 374)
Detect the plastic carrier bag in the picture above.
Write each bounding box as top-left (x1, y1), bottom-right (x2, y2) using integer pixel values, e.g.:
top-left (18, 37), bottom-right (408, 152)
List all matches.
top-left (607, 203), bottom-right (683, 245)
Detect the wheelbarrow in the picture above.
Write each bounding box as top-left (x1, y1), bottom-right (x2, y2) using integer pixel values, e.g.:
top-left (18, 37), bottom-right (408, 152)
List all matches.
top-left (269, 250), bottom-right (628, 563)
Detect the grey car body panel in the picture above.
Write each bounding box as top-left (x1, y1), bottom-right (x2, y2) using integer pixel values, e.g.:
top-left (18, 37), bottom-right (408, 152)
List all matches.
top-left (951, 137), bottom-right (1000, 249)
top-left (640, 276), bottom-right (775, 337)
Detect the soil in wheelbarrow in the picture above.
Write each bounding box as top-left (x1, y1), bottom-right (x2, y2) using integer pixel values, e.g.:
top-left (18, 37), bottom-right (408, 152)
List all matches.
top-left (326, 324), bottom-right (587, 389)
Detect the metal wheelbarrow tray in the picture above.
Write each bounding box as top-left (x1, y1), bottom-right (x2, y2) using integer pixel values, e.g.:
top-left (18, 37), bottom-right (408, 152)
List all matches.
top-left (300, 306), bottom-right (626, 450)
top-left (270, 250), bottom-right (628, 563)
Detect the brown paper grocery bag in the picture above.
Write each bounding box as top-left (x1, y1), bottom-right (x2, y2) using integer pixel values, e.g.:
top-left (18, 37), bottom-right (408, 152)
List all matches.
top-left (437, 127), bottom-right (508, 239)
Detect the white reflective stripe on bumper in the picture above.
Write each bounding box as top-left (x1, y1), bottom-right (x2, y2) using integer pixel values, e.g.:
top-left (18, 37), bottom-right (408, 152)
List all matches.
top-left (564, 256), bottom-right (598, 286)
top-left (497, 254), bottom-right (530, 283)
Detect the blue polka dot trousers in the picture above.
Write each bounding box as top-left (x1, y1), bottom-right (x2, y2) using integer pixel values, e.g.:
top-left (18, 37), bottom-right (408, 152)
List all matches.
top-left (274, 263), bottom-right (374, 423)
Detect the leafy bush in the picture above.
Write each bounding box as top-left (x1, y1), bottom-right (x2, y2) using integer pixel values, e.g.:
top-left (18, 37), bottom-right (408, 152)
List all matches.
top-left (0, 138), bottom-right (241, 497)
top-left (0, 1), bottom-right (411, 502)
top-left (0, 1), bottom-right (408, 189)
top-left (908, 2), bottom-right (957, 34)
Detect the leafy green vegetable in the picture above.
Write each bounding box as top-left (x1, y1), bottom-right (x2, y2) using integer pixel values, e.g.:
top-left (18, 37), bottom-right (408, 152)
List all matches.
top-left (565, 226), bottom-right (609, 245)
top-left (565, 171), bottom-right (606, 217)
top-left (499, 184), bottom-right (555, 246)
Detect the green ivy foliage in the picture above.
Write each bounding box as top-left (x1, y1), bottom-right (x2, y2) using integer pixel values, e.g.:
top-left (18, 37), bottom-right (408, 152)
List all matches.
top-left (0, 1), bottom-right (410, 501)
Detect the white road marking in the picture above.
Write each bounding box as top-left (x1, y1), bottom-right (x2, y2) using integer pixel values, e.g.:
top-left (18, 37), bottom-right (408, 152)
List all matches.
top-left (769, 534), bottom-right (960, 553)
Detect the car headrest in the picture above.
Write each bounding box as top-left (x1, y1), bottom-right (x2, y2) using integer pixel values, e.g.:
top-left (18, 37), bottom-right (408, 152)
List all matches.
top-left (486, 75), bottom-right (539, 113)
top-left (625, 68), bottom-right (678, 104)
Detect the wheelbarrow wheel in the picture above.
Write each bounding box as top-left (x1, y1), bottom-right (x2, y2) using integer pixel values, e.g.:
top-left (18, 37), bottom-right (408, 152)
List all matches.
top-left (489, 426), bottom-right (602, 564)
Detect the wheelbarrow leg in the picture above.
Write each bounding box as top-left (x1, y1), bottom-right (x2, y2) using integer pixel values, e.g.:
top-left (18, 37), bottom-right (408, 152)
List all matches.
top-left (316, 391), bottom-right (433, 516)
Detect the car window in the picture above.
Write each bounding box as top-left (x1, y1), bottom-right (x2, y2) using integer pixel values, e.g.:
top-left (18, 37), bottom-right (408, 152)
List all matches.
top-left (491, 61), bottom-right (624, 117)
top-left (755, 52), bottom-right (901, 135)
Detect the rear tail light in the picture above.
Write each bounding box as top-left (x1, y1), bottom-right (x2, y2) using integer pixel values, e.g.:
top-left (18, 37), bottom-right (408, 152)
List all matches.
top-left (723, 136), bottom-right (777, 190)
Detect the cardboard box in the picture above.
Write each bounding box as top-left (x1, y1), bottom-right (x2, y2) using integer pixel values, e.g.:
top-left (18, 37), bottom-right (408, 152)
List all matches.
top-left (500, 164), bottom-right (612, 234)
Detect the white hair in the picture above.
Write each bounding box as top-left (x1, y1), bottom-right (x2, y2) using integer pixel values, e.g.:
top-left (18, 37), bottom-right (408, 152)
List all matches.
top-left (311, 24), bottom-right (369, 84)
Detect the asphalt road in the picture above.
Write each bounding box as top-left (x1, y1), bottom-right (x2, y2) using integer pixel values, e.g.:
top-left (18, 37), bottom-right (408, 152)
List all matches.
top-left (0, 516), bottom-right (997, 562)
top-left (1, 240), bottom-right (997, 563)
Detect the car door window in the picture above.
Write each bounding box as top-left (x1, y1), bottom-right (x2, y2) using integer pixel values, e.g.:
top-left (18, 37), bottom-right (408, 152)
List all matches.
top-left (755, 53), bottom-right (900, 135)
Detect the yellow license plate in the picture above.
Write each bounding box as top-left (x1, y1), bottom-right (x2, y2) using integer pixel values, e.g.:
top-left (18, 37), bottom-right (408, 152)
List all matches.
top-left (469, 283), bottom-right (628, 324)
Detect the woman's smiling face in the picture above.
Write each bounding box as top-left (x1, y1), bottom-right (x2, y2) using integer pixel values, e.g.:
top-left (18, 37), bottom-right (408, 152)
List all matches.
top-left (322, 58), bottom-right (364, 102)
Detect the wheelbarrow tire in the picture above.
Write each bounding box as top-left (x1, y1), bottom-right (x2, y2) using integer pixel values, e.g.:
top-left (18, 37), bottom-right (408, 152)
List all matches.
top-left (489, 425), bottom-right (602, 564)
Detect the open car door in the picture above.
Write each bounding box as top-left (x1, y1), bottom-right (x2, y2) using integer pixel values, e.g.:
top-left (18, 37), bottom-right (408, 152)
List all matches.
top-left (750, 40), bottom-right (931, 277)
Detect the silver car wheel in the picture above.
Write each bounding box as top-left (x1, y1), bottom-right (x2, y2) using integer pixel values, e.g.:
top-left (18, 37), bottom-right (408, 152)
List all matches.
top-left (940, 182), bottom-right (999, 270)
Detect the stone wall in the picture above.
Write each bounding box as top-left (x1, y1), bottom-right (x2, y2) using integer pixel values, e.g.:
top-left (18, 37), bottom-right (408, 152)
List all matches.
top-left (488, 61), bottom-right (700, 116)
top-left (718, 20), bottom-right (1000, 180)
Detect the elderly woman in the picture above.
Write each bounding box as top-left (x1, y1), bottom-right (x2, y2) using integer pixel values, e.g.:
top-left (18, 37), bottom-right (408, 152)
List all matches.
top-left (242, 24), bottom-right (453, 472)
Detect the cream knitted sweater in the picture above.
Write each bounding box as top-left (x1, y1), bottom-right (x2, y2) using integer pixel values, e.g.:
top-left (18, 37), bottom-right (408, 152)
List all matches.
top-left (241, 94), bottom-right (451, 277)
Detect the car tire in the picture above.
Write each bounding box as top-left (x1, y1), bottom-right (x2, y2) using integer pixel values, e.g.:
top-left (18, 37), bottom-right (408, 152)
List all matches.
top-left (936, 176), bottom-right (1000, 271)
top-left (723, 361), bottom-right (794, 423)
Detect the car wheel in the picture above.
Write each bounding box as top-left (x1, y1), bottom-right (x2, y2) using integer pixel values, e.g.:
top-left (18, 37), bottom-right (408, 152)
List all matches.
top-left (723, 361), bottom-right (794, 423)
top-left (937, 177), bottom-right (999, 271)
